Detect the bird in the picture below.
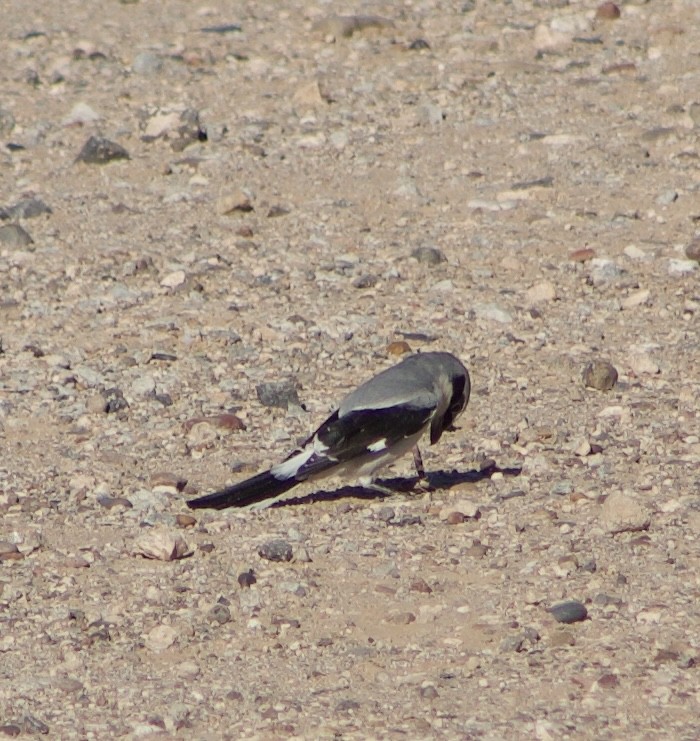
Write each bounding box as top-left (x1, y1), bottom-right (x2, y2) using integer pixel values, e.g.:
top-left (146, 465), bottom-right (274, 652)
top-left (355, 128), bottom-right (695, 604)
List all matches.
top-left (186, 351), bottom-right (470, 510)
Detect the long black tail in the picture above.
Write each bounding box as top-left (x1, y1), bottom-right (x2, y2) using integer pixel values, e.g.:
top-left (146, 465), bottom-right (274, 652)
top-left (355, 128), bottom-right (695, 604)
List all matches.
top-left (186, 470), bottom-right (299, 510)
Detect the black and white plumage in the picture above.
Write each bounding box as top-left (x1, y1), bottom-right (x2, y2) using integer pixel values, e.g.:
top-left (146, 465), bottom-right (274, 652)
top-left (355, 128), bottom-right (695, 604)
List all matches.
top-left (186, 351), bottom-right (470, 510)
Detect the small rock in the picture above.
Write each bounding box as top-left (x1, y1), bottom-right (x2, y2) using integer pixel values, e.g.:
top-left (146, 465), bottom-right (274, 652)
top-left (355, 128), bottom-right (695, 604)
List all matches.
top-left (374, 506), bottom-right (396, 522)
top-left (621, 289), bottom-right (650, 310)
top-left (600, 491), bottom-right (650, 534)
top-left (145, 624), bottom-right (177, 652)
top-left (160, 270), bottom-right (186, 289)
top-left (569, 248), bottom-right (595, 262)
top-left (2, 197), bottom-right (52, 220)
top-left (548, 600), bottom-right (588, 624)
top-left (352, 274), bottom-right (378, 289)
top-left (685, 238), bottom-right (700, 262)
top-left (439, 501), bottom-right (480, 521)
top-left (134, 530), bottom-right (192, 561)
top-left (656, 189), bottom-right (678, 206)
top-left (182, 414), bottom-right (246, 433)
top-left (472, 303), bottom-right (512, 324)
top-left (102, 387), bottom-right (129, 413)
top-left (150, 471), bottom-right (187, 492)
top-left (208, 604), bottom-right (231, 624)
top-left (0, 224), bottom-right (33, 248)
top-left (411, 246), bottom-right (446, 265)
top-left (218, 190), bottom-right (254, 214)
top-left (588, 258), bottom-right (623, 286)
top-left (668, 259), bottom-right (697, 276)
top-left (76, 136), bottom-right (129, 164)
top-left (258, 539), bottom-right (293, 562)
top-left (256, 381), bottom-right (300, 409)
top-left (526, 280), bottom-right (556, 304)
top-left (176, 514), bottom-right (196, 528)
top-left (582, 360), bottom-right (618, 391)
top-left (549, 629), bottom-right (576, 647)
top-left (386, 341), bottom-right (412, 357)
top-left (629, 353), bottom-right (659, 376)
top-left (409, 577), bottom-right (433, 594)
top-left (132, 52), bottom-right (163, 75)
top-left (386, 611), bottom-right (416, 625)
top-left (596, 2), bottom-right (621, 20)
top-left (62, 102), bottom-right (101, 126)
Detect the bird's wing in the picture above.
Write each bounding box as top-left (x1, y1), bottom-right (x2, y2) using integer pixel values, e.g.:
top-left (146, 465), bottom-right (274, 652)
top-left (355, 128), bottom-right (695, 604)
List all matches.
top-left (279, 403), bottom-right (435, 481)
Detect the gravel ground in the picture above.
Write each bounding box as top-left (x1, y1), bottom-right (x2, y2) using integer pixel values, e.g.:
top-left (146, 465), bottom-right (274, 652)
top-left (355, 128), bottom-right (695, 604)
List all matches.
top-left (1, 0), bottom-right (699, 738)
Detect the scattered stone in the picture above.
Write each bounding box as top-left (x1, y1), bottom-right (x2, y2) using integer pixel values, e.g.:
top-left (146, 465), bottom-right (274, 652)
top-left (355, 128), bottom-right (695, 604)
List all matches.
top-left (183, 414), bottom-right (246, 433)
top-left (621, 289), bottom-right (650, 310)
top-left (668, 259), bottom-right (697, 276)
top-left (218, 190), bottom-right (254, 214)
top-left (145, 624), bottom-right (177, 652)
top-left (176, 513), bottom-right (196, 528)
top-left (549, 629), bottom-right (576, 648)
top-left (160, 270), bottom-right (187, 289)
top-left (97, 495), bottom-right (133, 510)
top-left (201, 23), bottom-right (242, 34)
top-left (596, 2), bottom-right (621, 20)
top-left (258, 540), bottom-right (293, 562)
top-left (600, 491), bottom-right (651, 534)
top-left (409, 39), bottom-right (431, 51)
top-left (411, 246), bottom-right (446, 265)
top-left (267, 205), bottom-right (290, 218)
top-left (439, 501), bottom-right (480, 522)
top-left (62, 102), bottom-right (101, 126)
top-left (526, 280), bottom-right (556, 304)
top-left (548, 600), bottom-right (588, 624)
top-left (588, 258), bottom-right (623, 286)
top-left (133, 530), bottom-right (192, 561)
top-left (149, 471), bottom-right (186, 494)
top-left (409, 577), bottom-right (433, 594)
top-left (0, 224), bottom-right (33, 248)
top-left (1, 197), bottom-right (52, 220)
top-left (132, 52), bottom-right (163, 76)
top-left (582, 360), bottom-right (618, 391)
top-left (102, 387), bottom-right (129, 413)
top-left (256, 380), bottom-right (301, 409)
top-left (209, 604), bottom-right (231, 624)
top-left (386, 611), bottom-right (416, 625)
top-left (472, 303), bottom-right (513, 324)
top-left (569, 248), bottom-right (596, 262)
top-left (374, 506), bottom-right (396, 522)
top-left (386, 341), bottom-right (412, 356)
top-left (352, 274), bottom-right (378, 289)
top-left (685, 238), bottom-right (700, 262)
top-left (656, 189), bottom-right (678, 206)
top-left (312, 14), bottom-right (395, 40)
top-left (629, 353), bottom-right (659, 376)
top-left (76, 136), bottom-right (129, 164)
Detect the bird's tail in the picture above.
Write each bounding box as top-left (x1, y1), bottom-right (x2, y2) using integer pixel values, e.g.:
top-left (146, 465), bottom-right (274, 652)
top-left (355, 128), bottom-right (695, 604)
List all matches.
top-left (186, 470), bottom-right (299, 510)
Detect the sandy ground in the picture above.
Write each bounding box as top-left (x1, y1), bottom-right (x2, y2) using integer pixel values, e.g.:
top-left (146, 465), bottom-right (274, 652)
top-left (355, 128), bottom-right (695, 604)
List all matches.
top-left (1, 0), bottom-right (699, 738)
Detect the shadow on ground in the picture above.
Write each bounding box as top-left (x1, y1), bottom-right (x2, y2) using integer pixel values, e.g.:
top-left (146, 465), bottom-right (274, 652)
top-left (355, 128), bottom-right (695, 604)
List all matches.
top-left (273, 462), bottom-right (523, 508)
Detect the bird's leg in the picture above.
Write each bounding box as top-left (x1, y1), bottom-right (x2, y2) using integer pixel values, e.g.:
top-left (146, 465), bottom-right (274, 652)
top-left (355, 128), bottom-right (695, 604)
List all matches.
top-left (412, 445), bottom-right (433, 492)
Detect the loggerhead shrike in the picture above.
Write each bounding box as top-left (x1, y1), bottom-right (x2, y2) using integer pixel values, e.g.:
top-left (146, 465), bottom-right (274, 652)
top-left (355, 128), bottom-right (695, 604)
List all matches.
top-left (187, 351), bottom-right (470, 510)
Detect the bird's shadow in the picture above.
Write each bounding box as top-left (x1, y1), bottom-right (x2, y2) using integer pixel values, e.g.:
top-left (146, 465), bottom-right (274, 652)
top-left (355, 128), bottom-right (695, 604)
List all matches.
top-left (271, 462), bottom-right (522, 508)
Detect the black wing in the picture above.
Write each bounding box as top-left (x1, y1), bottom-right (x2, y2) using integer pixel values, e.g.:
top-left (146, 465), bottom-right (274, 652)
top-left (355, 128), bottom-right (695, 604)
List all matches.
top-left (285, 403), bottom-right (433, 479)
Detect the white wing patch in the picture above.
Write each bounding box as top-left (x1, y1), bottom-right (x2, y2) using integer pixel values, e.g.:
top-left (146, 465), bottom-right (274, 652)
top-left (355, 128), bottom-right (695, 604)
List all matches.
top-left (271, 448), bottom-right (315, 480)
top-left (368, 438), bottom-right (388, 452)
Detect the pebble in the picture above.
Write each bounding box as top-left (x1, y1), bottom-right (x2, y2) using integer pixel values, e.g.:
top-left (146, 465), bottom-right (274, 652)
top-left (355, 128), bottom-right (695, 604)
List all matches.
top-left (312, 14), bottom-right (395, 40)
top-left (621, 289), bottom-right (650, 310)
top-left (629, 353), bottom-right (659, 376)
top-left (386, 341), bottom-right (411, 357)
top-left (160, 270), bottom-right (187, 289)
top-left (62, 102), bottom-right (101, 126)
top-left (472, 303), bottom-right (513, 324)
top-left (145, 624), bottom-right (177, 652)
top-left (526, 281), bottom-right (557, 304)
top-left (256, 381), bottom-right (301, 409)
top-left (685, 238), bottom-right (700, 262)
top-left (600, 491), bottom-right (650, 534)
top-left (582, 360), bottom-right (618, 391)
top-left (439, 501), bottom-right (480, 521)
top-left (76, 135), bottom-right (130, 164)
top-left (258, 539), bottom-right (293, 562)
top-left (655, 189), bottom-right (678, 206)
top-left (548, 600), bottom-right (588, 624)
top-left (238, 569), bottom-right (257, 588)
top-left (588, 258), bottom-right (623, 286)
top-left (0, 224), bottom-right (33, 248)
top-left (386, 611), bottom-right (416, 625)
top-left (2, 197), bottom-right (52, 220)
top-left (569, 248), bottom-right (595, 262)
top-left (208, 604), bottom-right (231, 624)
top-left (217, 190), bottom-right (254, 215)
top-left (668, 259), bottom-right (697, 276)
top-left (596, 2), bottom-right (620, 20)
top-left (102, 387), bottom-right (129, 413)
top-left (133, 530), bottom-right (192, 561)
top-left (132, 52), bottom-right (163, 75)
top-left (411, 246), bottom-right (446, 265)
